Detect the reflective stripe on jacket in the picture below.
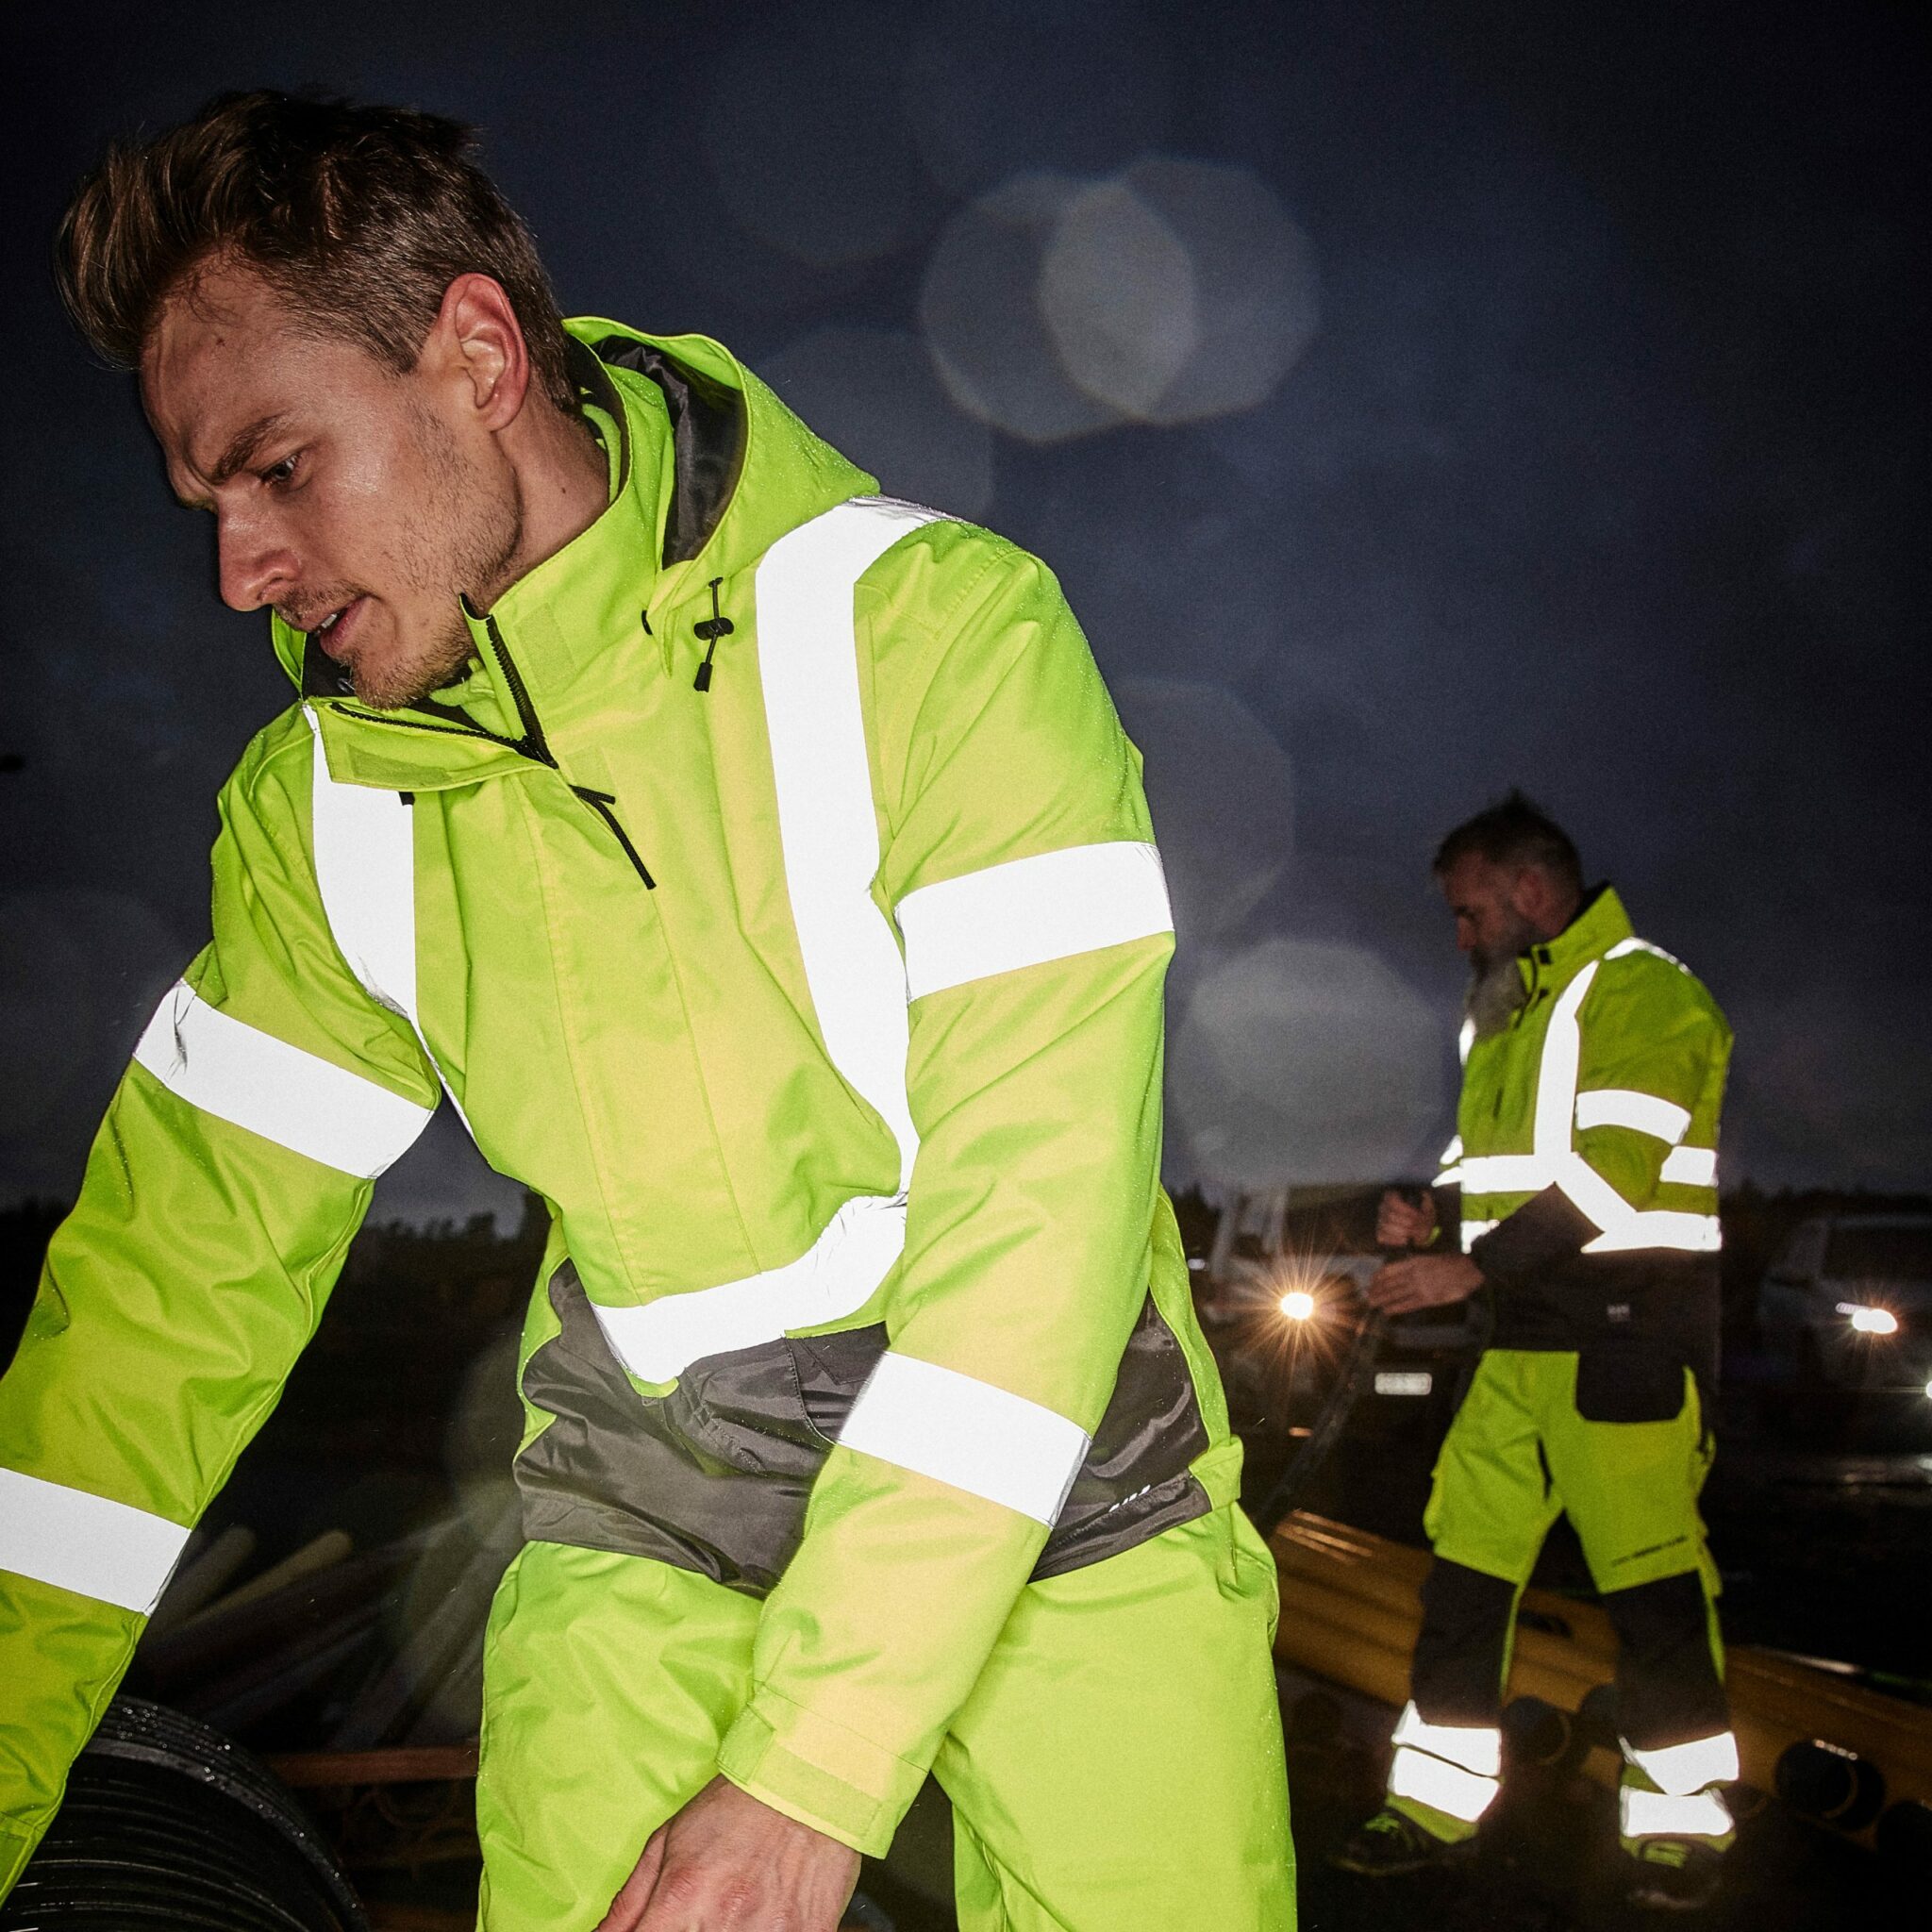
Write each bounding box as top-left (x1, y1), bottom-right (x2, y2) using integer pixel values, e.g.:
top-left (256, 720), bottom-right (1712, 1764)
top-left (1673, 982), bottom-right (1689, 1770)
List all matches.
top-left (1448, 886), bottom-right (1732, 1365)
top-left (0, 322), bottom-right (1238, 1874)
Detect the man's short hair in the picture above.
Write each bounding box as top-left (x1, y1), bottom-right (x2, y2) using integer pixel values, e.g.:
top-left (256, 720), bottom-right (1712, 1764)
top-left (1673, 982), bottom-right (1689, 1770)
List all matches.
top-left (1432, 790), bottom-right (1584, 895)
top-left (55, 90), bottom-right (576, 414)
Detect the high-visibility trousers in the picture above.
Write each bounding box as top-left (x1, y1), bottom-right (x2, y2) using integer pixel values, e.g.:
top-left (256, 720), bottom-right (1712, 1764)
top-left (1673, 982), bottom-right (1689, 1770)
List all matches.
top-left (474, 1501), bottom-right (1296, 1930)
top-left (1389, 1349), bottom-right (1735, 1847)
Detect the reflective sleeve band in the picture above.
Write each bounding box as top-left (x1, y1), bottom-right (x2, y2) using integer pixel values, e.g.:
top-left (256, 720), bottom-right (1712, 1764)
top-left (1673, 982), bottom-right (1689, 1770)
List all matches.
top-left (1391, 1702), bottom-right (1502, 1777)
top-left (895, 842), bottom-right (1173, 1001)
top-left (1434, 1134), bottom-right (1465, 1188)
top-left (591, 1192), bottom-right (907, 1385)
top-left (1574, 1089), bottom-right (1691, 1143)
top-left (1388, 1744), bottom-right (1498, 1824)
top-left (133, 980), bottom-right (432, 1179)
top-left (1621, 1730), bottom-right (1739, 1796)
top-left (1439, 1135), bottom-right (1464, 1165)
top-left (838, 1351), bottom-right (1091, 1525)
top-left (0, 1467), bottom-right (192, 1615)
top-left (1457, 1154), bottom-right (1555, 1194)
top-left (1457, 1017), bottom-right (1475, 1066)
top-left (1459, 1219), bottom-right (1499, 1252)
top-left (1620, 1785), bottom-right (1733, 1840)
top-left (1661, 1145), bottom-right (1718, 1188)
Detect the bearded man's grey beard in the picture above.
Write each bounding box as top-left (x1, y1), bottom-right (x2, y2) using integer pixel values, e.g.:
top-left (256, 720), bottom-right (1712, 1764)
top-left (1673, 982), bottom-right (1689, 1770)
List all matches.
top-left (1466, 948), bottom-right (1530, 1039)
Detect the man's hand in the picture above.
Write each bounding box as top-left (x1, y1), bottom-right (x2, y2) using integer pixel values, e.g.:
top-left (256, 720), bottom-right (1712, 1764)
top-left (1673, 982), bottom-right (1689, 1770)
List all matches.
top-left (1375, 1188), bottom-right (1438, 1250)
top-left (1367, 1252), bottom-right (1483, 1315)
top-left (595, 1776), bottom-right (860, 1932)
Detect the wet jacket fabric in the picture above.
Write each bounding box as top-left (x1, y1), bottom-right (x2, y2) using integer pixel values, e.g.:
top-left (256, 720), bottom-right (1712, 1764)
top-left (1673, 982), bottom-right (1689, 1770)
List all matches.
top-left (0, 322), bottom-right (1237, 1881)
top-left (1437, 886), bottom-right (1731, 1399)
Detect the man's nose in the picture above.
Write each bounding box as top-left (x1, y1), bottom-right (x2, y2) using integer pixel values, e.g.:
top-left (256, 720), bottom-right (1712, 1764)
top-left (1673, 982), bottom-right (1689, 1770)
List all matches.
top-left (216, 514), bottom-right (296, 614)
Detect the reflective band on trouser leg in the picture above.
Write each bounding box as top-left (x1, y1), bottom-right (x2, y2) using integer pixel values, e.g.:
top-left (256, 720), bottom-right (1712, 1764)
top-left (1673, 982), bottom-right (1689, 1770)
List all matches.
top-left (1574, 1088), bottom-right (1691, 1142)
top-left (1391, 1701), bottom-right (1502, 1777)
top-left (1387, 1746), bottom-right (1499, 1824)
top-left (1620, 1784), bottom-right (1734, 1840)
top-left (0, 1467), bottom-right (192, 1615)
top-left (1623, 1731), bottom-right (1739, 1796)
top-left (756, 496), bottom-right (951, 1191)
top-left (839, 1352), bottom-right (1091, 1524)
top-left (893, 842), bottom-right (1173, 1001)
top-left (589, 1191), bottom-right (908, 1385)
top-left (133, 981), bottom-right (432, 1178)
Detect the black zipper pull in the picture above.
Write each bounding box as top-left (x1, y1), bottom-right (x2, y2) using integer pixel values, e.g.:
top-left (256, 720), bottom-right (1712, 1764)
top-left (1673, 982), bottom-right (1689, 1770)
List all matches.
top-left (692, 577), bottom-right (735, 691)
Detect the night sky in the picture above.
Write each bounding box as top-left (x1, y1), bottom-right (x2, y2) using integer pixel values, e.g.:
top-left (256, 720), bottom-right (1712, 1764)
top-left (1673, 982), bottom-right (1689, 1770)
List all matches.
top-left (1, 0), bottom-right (1924, 1224)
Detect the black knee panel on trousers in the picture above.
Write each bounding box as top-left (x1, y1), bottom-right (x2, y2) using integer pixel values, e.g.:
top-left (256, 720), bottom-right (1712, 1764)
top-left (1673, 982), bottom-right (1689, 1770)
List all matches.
top-left (1411, 1558), bottom-right (1519, 1725)
top-left (1601, 1569), bottom-right (1730, 1750)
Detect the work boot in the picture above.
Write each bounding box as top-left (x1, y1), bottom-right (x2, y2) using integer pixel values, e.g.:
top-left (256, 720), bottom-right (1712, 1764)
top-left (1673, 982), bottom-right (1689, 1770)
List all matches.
top-left (1624, 1837), bottom-right (1724, 1911)
top-left (1330, 1806), bottom-right (1474, 1876)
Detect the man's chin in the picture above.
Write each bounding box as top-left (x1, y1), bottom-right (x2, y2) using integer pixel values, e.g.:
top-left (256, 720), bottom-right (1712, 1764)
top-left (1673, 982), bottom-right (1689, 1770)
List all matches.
top-left (342, 640), bottom-right (473, 710)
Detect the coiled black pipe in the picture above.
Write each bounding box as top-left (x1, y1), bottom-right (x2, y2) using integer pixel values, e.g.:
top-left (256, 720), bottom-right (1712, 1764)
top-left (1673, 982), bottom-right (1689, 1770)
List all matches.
top-left (0, 1699), bottom-right (366, 1931)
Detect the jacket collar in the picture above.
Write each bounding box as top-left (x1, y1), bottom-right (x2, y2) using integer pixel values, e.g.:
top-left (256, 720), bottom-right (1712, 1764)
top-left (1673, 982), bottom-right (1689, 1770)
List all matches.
top-left (1520, 883), bottom-right (1634, 994)
top-left (287, 324), bottom-right (874, 790)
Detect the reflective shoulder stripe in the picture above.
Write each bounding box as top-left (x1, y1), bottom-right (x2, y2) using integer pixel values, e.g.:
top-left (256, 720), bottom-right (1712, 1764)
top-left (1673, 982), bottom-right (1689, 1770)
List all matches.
top-left (305, 708), bottom-right (472, 1138)
top-left (305, 708), bottom-right (417, 1020)
top-left (757, 496), bottom-right (951, 1191)
top-left (1621, 1730), bottom-right (1739, 1796)
top-left (1533, 961), bottom-right (1598, 1157)
top-left (590, 1191), bottom-right (906, 1384)
top-left (1605, 935), bottom-right (1690, 974)
top-left (134, 981), bottom-right (431, 1179)
top-left (895, 841), bottom-right (1172, 1001)
top-left (0, 1467), bottom-right (192, 1615)
top-left (1574, 1089), bottom-right (1691, 1144)
top-left (838, 1351), bottom-right (1091, 1525)
top-left (1391, 1701), bottom-right (1502, 1777)
top-left (1661, 1144), bottom-right (1718, 1188)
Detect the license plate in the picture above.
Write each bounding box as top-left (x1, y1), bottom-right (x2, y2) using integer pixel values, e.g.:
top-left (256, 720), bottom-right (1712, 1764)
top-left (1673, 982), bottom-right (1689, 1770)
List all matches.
top-left (1374, 1371), bottom-right (1433, 1397)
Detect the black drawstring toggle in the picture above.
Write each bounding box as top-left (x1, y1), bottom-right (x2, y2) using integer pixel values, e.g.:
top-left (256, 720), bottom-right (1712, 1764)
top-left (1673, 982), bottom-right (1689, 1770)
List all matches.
top-left (692, 577), bottom-right (735, 691)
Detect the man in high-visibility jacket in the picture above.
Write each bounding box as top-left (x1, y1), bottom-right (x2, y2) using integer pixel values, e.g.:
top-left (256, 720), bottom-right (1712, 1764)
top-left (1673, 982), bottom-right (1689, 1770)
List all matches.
top-left (1338, 792), bottom-right (1737, 1912)
top-left (0, 93), bottom-right (1294, 1930)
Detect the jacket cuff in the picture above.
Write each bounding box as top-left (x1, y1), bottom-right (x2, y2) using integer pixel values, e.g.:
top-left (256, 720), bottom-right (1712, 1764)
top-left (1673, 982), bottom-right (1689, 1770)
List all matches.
top-left (717, 1684), bottom-right (929, 1858)
top-left (1469, 1185), bottom-right (1599, 1289)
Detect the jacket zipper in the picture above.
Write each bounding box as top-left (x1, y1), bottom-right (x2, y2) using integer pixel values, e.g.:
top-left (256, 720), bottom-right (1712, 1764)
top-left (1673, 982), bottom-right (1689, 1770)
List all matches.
top-left (329, 617), bottom-right (658, 890)
top-left (479, 613), bottom-right (658, 890)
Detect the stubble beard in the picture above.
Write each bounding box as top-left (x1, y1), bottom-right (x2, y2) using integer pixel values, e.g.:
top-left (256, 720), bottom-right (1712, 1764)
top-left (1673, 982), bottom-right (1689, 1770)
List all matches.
top-left (350, 407), bottom-right (525, 711)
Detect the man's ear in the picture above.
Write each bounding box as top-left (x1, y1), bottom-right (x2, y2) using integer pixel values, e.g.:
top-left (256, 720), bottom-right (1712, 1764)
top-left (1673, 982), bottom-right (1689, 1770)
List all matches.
top-left (428, 273), bottom-right (531, 433)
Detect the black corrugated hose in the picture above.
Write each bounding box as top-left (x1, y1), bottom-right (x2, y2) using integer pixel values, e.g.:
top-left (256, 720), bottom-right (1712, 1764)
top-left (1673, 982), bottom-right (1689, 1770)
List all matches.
top-left (0, 1699), bottom-right (366, 1931)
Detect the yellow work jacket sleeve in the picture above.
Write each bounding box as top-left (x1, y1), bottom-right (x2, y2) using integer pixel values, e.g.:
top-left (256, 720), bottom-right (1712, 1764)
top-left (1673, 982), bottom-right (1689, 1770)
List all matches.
top-left (718, 529), bottom-right (1173, 1853)
top-left (0, 723), bottom-right (439, 1895)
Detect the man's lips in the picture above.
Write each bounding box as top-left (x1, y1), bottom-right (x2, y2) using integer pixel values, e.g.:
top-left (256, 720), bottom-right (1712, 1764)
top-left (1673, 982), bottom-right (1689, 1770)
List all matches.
top-left (298, 595), bottom-right (368, 660)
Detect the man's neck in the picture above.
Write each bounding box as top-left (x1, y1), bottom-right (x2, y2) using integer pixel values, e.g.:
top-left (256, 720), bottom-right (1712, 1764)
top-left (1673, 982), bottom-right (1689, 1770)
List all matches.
top-left (471, 403), bottom-right (610, 615)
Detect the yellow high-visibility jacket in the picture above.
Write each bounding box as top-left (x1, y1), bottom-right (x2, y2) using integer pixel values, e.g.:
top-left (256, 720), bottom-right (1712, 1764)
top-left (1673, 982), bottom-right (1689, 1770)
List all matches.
top-left (0, 323), bottom-right (1237, 1883)
top-left (1436, 885), bottom-right (1731, 1396)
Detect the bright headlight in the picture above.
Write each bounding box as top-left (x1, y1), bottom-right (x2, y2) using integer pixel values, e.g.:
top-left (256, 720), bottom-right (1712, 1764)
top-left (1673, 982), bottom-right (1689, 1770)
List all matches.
top-left (1279, 1289), bottom-right (1316, 1323)
top-left (1837, 1302), bottom-right (1900, 1337)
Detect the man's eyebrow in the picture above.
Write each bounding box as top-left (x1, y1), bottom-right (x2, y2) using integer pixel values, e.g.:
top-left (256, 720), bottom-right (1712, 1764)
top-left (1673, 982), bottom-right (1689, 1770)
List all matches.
top-left (205, 412), bottom-right (294, 487)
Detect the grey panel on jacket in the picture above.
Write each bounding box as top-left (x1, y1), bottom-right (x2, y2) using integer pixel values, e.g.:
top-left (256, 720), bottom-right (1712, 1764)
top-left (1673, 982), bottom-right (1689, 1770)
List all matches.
top-left (515, 1264), bottom-right (1210, 1595)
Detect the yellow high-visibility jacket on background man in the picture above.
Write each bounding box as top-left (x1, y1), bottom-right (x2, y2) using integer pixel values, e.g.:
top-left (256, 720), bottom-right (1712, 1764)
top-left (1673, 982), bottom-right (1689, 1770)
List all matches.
top-left (0, 322), bottom-right (1241, 1888)
top-left (1439, 884), bottom-right (1732, 1404)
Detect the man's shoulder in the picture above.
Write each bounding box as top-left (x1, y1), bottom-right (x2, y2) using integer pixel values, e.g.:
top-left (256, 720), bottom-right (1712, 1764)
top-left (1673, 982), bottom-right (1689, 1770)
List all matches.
top-left (219, 704), bottom-right (317, 820)
top-left (1591, 935), bottom-right (1728, 1034)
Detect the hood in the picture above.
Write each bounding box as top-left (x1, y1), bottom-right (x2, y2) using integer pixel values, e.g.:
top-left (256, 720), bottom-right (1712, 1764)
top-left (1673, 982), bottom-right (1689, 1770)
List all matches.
top-left (271, 322), bottom-right (875, 696)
